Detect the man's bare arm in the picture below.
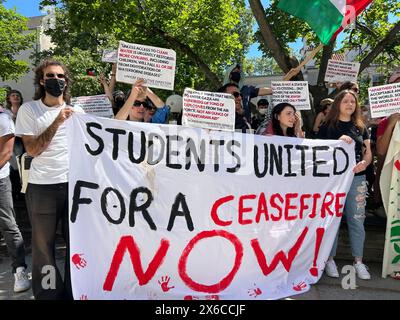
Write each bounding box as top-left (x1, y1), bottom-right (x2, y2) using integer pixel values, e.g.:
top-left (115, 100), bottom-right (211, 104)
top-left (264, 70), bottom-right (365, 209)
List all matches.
top-left (0, 134), bottom-right (14, 168)
top-left (22, 107), bottom-right (74, 157)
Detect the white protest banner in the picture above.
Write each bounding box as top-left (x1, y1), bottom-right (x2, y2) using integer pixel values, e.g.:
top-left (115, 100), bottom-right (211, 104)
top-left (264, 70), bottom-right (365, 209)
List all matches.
top-left (67, 114), bottom-right (355, 300)
top-left (368, 82), bottom-right (400, 118)
top-left (324, 59), bottom-right (360, 83)
top-left (102, 49), bottom-right (118, 63)
top-left (116, 41), bottom-right (176, 90)
top-left (71, 94), bottom-right (113, 118)
top-left (182, 88), bottom-right (235, 132)
top-left (380, 124), bottom-right (400, 278)
top-left (271, 81), bottom-right (311, 110)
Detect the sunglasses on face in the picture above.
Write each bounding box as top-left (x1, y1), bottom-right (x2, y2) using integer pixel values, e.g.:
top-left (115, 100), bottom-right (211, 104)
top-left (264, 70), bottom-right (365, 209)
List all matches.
top-left (45, 73), bottom-right (66, 79)
top-left (133, 100), bottom-right (148, 108)
top-left (232, 92), bottom-right (243, 98)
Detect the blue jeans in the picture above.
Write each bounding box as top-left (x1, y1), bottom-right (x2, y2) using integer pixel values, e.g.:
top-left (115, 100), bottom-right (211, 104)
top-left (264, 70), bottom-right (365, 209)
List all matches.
top-left (330, 175), bottom-right (367, 258)
top-left (0, 176), bottom-right (26, 272)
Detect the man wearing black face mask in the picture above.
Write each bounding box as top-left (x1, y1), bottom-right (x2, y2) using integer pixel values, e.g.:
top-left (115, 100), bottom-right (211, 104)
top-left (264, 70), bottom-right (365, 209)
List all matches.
top-left (15, 59), bottom-right (84, 300)
top-left (225, 64), bottom-right (272, 128)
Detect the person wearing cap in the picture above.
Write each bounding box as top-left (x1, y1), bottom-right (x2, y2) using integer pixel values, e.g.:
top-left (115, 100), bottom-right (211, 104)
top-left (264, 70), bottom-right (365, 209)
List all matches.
top-left (313, 98), bottom-right (333, 136)
top-left (223, 64), bottom-right (272, 127)
top-left (251, 98), bottom-right (270, 131)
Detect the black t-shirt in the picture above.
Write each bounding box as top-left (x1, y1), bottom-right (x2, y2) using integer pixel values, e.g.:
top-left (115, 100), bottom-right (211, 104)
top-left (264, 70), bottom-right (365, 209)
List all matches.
top-left (317, 120), bottom-right (370, 176)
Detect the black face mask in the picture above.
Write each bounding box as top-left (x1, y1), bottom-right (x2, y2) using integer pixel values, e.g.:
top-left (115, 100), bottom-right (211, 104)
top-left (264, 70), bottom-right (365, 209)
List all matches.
top-left (230, 71), bottom-right (241, 83)
top-left (44, 78), bottom-right (66, 97)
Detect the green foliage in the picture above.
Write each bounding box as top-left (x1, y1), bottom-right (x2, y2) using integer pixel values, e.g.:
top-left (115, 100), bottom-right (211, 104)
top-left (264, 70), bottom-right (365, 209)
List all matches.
top-left (342, 0), bottom-right (400, 76)
top-left (243, 56), bottom-right (281, 76)
top-left (0, 86), bottom-right (7, 106)
top-left (39, 0), bottom-right (252, 93)
top-left (0, 4), bottom-right (35, 80)
top-left (52, 48), bottom-right (109, 97)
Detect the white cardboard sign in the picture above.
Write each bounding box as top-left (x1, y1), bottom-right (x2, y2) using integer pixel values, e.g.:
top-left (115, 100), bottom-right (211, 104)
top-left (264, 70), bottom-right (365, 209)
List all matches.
top-left (71, 94), bottom-right (113, 118)
top-left (116, 41), bottom-right (176, 90)
top-left (271, 81), bottom-right (311, 110)
top-left (102, 49), bottom-right (118, 63)
top-left (182, 88), bottom-right (235, 132)
top-left (368, 82), bottom-right (400, 118)
top-left (324, 59), bottom-right (360, 83)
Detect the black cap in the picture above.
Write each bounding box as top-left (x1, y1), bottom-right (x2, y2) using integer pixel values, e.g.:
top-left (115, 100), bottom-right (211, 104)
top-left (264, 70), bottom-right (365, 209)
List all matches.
top-left (257, 99), bottom-right (269, 107)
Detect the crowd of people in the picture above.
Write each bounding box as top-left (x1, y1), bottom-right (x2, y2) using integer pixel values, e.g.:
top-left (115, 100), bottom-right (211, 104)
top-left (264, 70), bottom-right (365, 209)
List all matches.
top-left (0, 58), bottom-right (399, 300)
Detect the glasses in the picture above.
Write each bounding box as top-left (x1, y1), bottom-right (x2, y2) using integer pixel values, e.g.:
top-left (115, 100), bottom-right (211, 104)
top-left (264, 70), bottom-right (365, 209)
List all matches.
top-left (133, 100), bottom-right (148, 108)
top-left (45, 73), bottom-right (66, 79)
top-left (351, 87), bottom-right (360, 94)
top-left (232, 92), bottom-right (243, 98)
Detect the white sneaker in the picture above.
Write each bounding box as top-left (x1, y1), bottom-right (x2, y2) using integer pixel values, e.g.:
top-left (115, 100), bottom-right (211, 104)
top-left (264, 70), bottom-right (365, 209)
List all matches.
top-left (354, 262), bottom-right (371, 280)
top-left (14, 267), bottom-right (31, 293)
top-left (324, 260), bottom-right (339, 278)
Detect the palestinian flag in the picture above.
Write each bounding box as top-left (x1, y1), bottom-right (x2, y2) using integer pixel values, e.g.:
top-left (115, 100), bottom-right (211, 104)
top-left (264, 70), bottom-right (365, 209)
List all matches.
top-left (277, 0), bottom-right (374, 45)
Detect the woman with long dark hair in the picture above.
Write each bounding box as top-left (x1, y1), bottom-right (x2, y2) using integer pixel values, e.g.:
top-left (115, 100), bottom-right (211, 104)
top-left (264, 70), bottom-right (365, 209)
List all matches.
top-left (318, 89), bottom-right (372, 280)
top-left (270, 102), bottom-right (303, 137)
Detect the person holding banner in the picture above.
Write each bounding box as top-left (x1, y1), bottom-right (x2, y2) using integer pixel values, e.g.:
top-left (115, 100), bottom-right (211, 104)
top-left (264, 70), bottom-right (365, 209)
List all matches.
top-left (317, 89), bottom-right (372, 280)
top-left (15, 59), bottom-right (84, 299)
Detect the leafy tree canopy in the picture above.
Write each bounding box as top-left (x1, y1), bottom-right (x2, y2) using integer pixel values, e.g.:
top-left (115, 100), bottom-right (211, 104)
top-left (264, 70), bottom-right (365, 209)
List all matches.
top-left (0, 3), bottom-right (35, 81)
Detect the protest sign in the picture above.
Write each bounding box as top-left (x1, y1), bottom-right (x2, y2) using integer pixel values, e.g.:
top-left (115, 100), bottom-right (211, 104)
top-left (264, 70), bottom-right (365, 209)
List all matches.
top-left (271, 81), bottom-right (311, 110)
top-left (182, 88), bottom-right (235, 132)
top-left (324, 59), bottom-right (360, 83)
top-left (67, 114), bottom-right (355, 300)
top-left (116, 41), bottom-right (176, 90)
top-left (102, 49), bottom-right (118, 63)
top-left (368, 82), bottom-right (400, 118)
top-left (71, 94), bottom-right (113, 118)
top-left (380, 124), bottom-right (400, 278)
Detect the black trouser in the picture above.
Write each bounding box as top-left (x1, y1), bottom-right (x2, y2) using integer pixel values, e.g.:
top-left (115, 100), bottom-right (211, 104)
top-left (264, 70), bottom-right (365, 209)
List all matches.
top-left (25, 183), bottom-right (72, 300)
top-left (0, 176), bottom-right (26, 273)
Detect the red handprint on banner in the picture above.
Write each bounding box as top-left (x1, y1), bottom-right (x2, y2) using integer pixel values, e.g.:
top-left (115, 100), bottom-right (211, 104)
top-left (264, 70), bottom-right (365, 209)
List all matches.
top-left (158, 276), bottom-right (175, 292)
top-left (248, 286), bottom-right (262, 298)
top-left (72, 254), bottom-right (87, 270)
top-left (293, 281), bottom-right (307, 292)
top-left (395, 160), bottom-right (400, 171)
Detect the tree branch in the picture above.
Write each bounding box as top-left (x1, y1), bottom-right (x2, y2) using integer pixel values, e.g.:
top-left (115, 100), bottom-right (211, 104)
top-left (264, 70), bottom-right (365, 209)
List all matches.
top-left (131, 22), bottom-right (221, 88)
top-left (360, 21), bottom-right (400, 73)
top-left (248, 0), bottom-right (295, 73)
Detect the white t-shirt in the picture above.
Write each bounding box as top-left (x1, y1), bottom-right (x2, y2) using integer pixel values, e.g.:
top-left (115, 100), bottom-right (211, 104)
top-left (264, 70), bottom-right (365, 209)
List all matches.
top-left (15, 99), bottom-right (84, 184)
top-left (0, 112), bottom-right (15, 179)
